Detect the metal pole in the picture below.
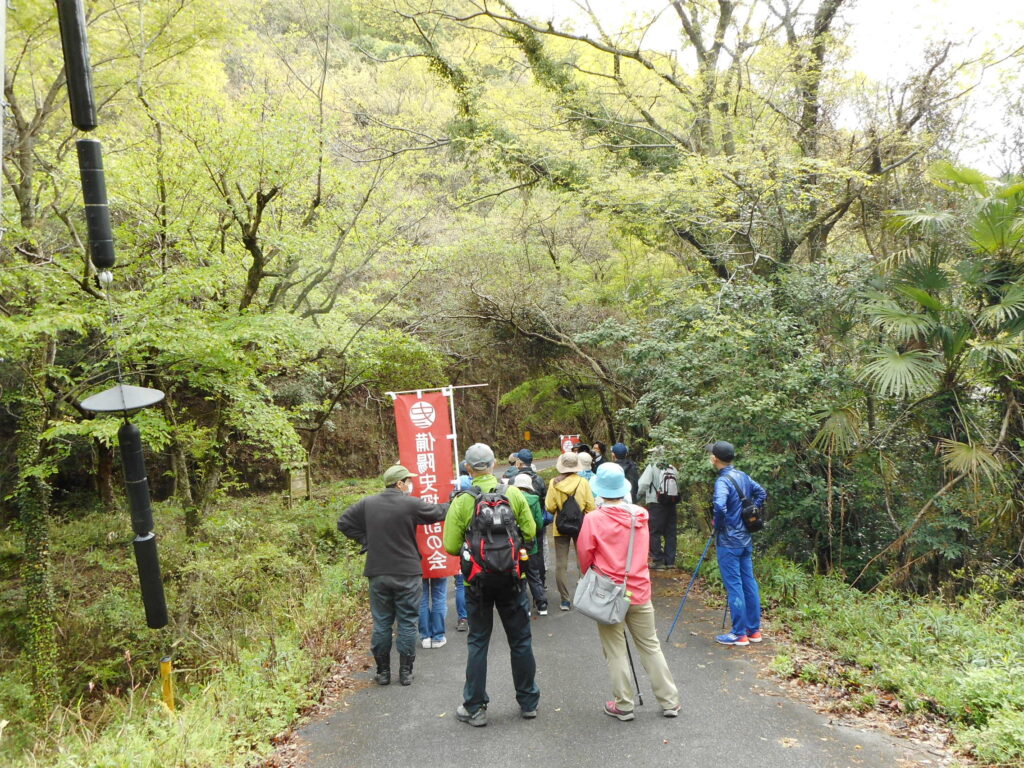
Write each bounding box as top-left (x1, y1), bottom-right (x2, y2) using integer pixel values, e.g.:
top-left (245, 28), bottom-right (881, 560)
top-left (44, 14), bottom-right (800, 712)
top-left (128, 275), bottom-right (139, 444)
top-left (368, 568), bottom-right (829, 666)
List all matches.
top-left (443, 386), bottom-right (460, 492)
top-left (159, 656), bottom-right (175, 711)
top-left (624, 629), bottom-right (643, 706)
top-left (664, 531), bottom-right (714, 643)
top-left (385, 383), bottom-right (488, 398)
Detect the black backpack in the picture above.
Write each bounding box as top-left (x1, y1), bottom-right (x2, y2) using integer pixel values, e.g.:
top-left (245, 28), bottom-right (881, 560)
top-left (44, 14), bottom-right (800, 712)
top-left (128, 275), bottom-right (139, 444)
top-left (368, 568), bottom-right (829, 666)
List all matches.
top-left (655, 466), bottom-right (681, 505)
top-left (461, 485), bottom-right (524, 583)
top-left (555, 491), bottom-right (584, 538)
top-left (724, 472), bottom-right (765, 533)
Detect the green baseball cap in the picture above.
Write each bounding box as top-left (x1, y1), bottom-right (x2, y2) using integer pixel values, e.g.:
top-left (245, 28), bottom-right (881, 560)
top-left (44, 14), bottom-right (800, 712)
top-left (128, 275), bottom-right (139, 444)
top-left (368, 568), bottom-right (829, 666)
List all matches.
top-left (381, 464), bottom-right (415, 485)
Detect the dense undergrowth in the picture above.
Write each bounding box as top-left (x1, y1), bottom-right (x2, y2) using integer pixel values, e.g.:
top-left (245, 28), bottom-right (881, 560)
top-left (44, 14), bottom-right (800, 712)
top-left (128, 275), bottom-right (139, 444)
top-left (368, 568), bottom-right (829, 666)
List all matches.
top-left (0, 480), bottom-right (372, 768)
top-left (676, 532), bottom-right (1024, 765)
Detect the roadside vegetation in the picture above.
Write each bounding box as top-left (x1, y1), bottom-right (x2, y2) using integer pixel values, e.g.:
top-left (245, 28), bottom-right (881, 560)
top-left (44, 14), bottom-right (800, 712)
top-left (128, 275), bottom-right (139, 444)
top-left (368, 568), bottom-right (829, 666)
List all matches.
top-left (0, 482), bottom-right (371, 768)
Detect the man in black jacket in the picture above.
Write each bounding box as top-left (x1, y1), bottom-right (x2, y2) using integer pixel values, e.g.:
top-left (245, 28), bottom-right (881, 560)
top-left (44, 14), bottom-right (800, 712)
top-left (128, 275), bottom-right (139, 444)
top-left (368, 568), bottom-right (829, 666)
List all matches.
top-left (338, 464), bottom-right (445, 686)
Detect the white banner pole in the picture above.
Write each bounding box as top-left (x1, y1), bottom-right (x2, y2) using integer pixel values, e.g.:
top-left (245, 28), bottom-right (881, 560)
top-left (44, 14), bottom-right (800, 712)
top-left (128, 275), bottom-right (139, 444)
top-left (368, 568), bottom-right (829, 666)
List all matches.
top-left (443, 385), bottom-right (460, 488)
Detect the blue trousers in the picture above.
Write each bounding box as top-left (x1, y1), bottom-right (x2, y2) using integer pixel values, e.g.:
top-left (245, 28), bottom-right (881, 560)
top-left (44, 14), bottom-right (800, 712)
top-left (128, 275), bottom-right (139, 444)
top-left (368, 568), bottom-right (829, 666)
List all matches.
top-left (420, 577), bottom-right (449, 642)
top-left (454, 573), bottom-right (467, 620)
top-left (716, 545), bottom-right (761, 637)
top-left (368, 574), bottom-right (421, 657)
top-left (463, 578), bottom-right (539, 713)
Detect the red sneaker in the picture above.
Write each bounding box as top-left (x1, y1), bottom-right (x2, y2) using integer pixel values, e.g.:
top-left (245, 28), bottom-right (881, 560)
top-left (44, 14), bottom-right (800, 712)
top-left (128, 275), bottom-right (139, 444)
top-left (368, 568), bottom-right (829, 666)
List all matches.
top-left (748, 631), bottom-right (763, 643)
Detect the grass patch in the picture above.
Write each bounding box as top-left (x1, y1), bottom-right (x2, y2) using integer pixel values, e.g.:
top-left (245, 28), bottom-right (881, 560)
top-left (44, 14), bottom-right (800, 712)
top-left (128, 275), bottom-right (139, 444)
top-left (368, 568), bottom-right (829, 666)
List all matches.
top-left (677, 531), bottom-right (1024, 764)
top-left (0, 479), bottom-right (378, 767)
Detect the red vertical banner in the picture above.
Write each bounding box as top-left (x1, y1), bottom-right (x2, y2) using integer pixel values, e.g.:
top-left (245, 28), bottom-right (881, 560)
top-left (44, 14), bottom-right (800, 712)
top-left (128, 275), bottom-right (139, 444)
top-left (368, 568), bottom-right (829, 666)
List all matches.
top-left (560, 434), bottom-right (581, 453)
top-left (394, 391), bottom-right (459, 578)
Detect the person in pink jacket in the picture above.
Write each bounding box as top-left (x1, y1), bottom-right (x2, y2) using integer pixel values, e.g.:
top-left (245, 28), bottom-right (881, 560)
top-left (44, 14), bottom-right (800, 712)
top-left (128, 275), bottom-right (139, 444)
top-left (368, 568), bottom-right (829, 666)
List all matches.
top-left (577, 462), bottom-right (681, 721)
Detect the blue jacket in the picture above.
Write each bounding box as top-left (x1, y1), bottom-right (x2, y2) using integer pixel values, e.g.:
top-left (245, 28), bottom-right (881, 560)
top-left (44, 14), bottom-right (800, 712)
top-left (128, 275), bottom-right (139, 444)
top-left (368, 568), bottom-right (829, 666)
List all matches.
top-left (713, 467), bottom-right (767, 549)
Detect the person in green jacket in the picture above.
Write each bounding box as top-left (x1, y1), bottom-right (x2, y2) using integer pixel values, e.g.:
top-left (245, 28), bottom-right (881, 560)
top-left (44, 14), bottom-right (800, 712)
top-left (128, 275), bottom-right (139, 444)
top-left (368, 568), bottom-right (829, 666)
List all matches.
top-left (443, 443), bottom-right (539, 727)
top-left (513, 472), bottom-right (548, 616)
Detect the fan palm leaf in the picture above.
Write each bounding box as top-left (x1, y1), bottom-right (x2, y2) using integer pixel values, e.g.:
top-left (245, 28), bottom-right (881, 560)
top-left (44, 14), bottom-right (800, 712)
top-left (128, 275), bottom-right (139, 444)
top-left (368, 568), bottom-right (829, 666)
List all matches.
top-left (939, 439), bottom-right (1003, 484)
top-left (857, 348), bottom-right (941, 398)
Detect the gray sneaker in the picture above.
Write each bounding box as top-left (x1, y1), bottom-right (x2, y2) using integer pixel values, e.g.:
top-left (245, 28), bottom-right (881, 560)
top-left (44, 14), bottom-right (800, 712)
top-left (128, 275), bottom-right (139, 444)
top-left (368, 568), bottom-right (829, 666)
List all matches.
top-left (521, 709), bottom-right (538, 719)
top-left (456, 704), bottom-right (487, 727)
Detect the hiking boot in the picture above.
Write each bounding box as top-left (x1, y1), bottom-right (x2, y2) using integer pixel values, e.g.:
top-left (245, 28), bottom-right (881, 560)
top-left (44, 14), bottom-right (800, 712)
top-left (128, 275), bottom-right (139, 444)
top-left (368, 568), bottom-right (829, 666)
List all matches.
top-left (650, 563), bottom-right (669, 571)
top-left (373, 654), bottom-right (390, 686)
top-left (715, 632), bottom-right (750, 646)
top-left (456, 617), bottom-right (468, 632)
top-left (662, 705), bottom-right (681, 718)
top-left (748, 631), bottom-right (763, 643)
top-left (456, 704), bottom-right (487, 727)
top-left (398, 654), bottom-right (415, 685)
top-left (559, 600), bottom-right (571, 611)
top-left (604, 701), bottom-right (635, 721)
top-left (431, 636), bottom-right (447, 649)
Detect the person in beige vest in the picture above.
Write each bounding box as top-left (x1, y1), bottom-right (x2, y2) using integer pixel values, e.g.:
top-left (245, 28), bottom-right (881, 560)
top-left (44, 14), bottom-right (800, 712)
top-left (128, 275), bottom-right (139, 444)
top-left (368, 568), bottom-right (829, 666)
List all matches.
top-left (544, 451), bottom-right (597, 610)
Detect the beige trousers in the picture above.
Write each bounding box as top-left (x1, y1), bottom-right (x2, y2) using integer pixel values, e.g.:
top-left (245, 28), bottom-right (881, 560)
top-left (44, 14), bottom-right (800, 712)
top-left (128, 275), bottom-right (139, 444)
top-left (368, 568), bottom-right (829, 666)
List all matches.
top-left (554, 534), bottom-right (577, 603)
top-left (597, 600), bottom-right (680, 711)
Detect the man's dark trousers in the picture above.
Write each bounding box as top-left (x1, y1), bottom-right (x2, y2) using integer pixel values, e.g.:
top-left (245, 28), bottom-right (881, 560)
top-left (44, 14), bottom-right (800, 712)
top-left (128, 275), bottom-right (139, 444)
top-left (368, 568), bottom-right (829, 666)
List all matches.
top-left (648, 501), bottom-right (679, 566)
top-left (369, 574), bottom-right (421, 657)
top-left (463, 577), bottom-right (540, 713)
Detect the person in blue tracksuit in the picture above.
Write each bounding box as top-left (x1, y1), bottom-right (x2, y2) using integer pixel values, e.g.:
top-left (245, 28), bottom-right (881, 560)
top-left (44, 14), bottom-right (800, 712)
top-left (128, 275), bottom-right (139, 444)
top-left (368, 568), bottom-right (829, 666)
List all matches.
top-left (707, 441), bottom-right (767, 647)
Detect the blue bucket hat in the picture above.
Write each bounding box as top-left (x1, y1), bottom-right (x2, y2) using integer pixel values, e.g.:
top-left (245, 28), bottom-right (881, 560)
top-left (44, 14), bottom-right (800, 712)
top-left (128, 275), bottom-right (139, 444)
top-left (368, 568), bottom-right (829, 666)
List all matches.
top-left (590, 462), bottom-right (630, 500)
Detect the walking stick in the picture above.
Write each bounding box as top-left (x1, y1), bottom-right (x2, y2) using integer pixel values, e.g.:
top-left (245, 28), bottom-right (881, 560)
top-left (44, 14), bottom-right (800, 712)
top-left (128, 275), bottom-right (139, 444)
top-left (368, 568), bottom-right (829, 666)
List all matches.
top-left (665, 531), bottom-right (714, 643)
top-left (624, 629), bottom-right (643, 706)
top-left (722, 604), bottom-right (729, 629)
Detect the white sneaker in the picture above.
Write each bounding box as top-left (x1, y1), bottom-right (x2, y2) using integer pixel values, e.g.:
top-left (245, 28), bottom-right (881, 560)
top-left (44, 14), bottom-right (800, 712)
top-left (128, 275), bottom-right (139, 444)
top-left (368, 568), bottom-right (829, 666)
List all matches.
top-left (421, 638), bottom-right (432, 649)
top-left (432, 637), bottom-right (447, 648)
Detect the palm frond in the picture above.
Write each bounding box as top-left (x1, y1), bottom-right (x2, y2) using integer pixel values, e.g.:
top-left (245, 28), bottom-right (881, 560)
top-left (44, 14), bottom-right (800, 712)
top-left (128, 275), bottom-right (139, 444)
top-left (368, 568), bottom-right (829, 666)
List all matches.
top-left (939, 439), bottom-right (1003, 484)
top-left (978, 284), bottom-right (1024, 328)
top-left (927, 161), bottom-right (991, 196)
top-left (862, 295), bottom-right (936, 343)
top-left (857, 348), bottom-right (940, 398)
top-left (886, 209), bottom-right (957, 236)
top-left (967, 334), bottom-right (1024, 369)
top-left (810, 407), bottom-right (862, 454)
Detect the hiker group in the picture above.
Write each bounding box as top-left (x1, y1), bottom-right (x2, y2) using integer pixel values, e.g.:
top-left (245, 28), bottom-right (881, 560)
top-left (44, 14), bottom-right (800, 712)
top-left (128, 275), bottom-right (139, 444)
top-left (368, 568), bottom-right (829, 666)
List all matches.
top-left (338, 438), bottom-right (766, 725)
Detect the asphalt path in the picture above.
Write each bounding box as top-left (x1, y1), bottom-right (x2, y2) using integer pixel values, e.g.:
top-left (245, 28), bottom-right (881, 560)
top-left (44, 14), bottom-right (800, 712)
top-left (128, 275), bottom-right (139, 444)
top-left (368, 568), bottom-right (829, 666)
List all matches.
top-left (295, 535), bottom-right (933, 768)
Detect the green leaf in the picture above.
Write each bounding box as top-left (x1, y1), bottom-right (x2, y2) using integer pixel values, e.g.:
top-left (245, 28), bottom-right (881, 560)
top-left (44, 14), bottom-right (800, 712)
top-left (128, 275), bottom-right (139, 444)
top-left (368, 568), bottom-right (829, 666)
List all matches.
top-left (927, 161), bottom-right (991, 196)
top-left (857, 348), bottom-right (940, 398)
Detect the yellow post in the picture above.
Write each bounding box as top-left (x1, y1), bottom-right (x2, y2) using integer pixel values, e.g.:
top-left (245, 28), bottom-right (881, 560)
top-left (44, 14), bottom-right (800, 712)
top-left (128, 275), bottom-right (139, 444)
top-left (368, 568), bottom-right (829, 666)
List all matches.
top-left (160, 656), bottom-right (175, 711)
top-left (524, 430), bottom-right (531, 442)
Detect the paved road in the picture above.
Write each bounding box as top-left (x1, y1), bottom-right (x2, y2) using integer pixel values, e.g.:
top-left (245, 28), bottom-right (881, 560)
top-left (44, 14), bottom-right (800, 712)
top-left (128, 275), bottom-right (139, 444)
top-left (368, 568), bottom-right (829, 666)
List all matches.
top-left (295, 542), bottom-right (933, 768)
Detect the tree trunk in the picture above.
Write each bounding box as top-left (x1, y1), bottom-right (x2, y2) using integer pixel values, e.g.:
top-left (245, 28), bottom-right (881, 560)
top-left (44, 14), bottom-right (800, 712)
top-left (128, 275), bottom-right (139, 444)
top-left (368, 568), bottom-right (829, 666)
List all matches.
top-left (17, 356), bottom-right (60, 715)
top-left (95, 438), bottom-right (116, 511)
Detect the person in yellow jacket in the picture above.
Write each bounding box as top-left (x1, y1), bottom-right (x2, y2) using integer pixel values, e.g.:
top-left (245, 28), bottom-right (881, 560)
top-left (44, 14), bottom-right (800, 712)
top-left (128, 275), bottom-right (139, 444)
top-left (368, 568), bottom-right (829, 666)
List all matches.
top-left (545, 451), bottom-right (596, 610)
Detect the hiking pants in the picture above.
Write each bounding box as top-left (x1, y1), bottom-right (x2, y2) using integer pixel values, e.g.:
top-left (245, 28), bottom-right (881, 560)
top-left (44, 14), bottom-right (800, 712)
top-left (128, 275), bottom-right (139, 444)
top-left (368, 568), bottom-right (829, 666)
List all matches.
top-left (463, 579), bottom-right (540, 714)
top-left (525, 549), bottom-right (547, 610)
top-left (368, 574), bottom-right (421, 658)
top-left (717, 545), bottom-right (761, 637)
top-left (648, 502), bottom-right (679, 566)
top-left (453, 573), bottom-right (467, 621)
top-left (554, 533), bottom-right (579, 603)
top-left (419, 577), bottom-right (448, 643)
top-left (597, 601), bottom-right (679, 712)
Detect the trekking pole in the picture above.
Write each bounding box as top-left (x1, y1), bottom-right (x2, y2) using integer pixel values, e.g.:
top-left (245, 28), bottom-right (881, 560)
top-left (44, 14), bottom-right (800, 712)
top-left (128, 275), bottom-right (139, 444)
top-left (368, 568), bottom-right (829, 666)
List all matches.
top-left (722, 604), bottom-right (729, 629)
top-left (665, 531), bottom-right (714, 643)
top-left (624, 629), bottom-right (643, 706)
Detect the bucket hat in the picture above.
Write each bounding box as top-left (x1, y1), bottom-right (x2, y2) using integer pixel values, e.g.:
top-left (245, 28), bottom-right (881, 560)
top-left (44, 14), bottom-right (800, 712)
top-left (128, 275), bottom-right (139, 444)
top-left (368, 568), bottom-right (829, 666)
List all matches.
top-left (556, 451), bottom-right (581, 473)
top-left (590, 462), bottom-right (630, 500)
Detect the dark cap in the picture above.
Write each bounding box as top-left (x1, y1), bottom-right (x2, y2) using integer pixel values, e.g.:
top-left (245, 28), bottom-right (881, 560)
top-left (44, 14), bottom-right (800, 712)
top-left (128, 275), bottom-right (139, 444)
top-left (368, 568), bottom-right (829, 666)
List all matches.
top-left (611, 442), bottom-right (628, 457)
top-left (705, 441), bottom-right (735, 462)
top-left (517, 448), bottom-right (533, 463)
